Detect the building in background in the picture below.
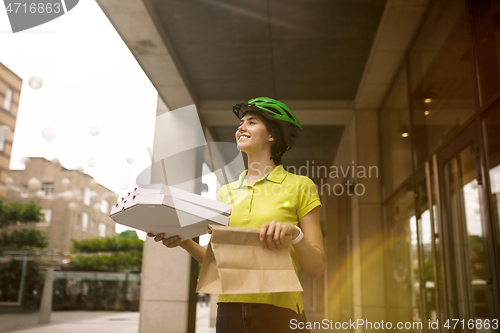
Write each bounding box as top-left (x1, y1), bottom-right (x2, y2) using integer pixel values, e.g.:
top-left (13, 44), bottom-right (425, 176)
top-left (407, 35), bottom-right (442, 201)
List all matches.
top-left (5, 157), bottom-right (118, 253)
top-left (0, 62), bottom-right (21, 197)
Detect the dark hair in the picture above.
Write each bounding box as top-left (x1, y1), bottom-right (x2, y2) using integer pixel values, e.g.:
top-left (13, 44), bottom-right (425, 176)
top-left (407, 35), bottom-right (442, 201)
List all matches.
top-left (243, 112), bottom-right (287, 166)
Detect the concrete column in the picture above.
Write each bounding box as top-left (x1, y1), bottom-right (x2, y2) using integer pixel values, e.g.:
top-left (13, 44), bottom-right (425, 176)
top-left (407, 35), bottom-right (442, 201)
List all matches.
top-left (138, 98), bottom-right (200, 333)
top-left (350, 110), bottom-right (386, 332)
top-left (38, 267), bottom-right (54, 324)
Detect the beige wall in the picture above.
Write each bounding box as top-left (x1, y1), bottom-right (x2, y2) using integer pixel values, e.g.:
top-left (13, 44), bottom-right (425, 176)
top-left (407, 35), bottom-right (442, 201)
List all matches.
top-left (0, 62), bottom-right (22, 197)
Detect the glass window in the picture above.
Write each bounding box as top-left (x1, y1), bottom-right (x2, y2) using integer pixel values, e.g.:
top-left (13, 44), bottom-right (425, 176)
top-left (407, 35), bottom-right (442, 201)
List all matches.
top-left (383, 182), bottom-right (423, 330)
top-left (83, 187), bottom-right (91, 206)
top-left (409, 0), bottom-right (476, 166)
top-left (21, 184), bottom-right (28, 198)
top-left (469, 1), bottom-right (500, 106)
top-left (40, 209), bottom-right (51, 225)
top-left (99, 223), bottom-right (106, 237)
top-left (3, 88), bottom-right (12, 111)
top-left (42, 183), bottom-right (54, 197)
top-left (82, 212), bottom-right (89, 231)
top-left (75, 214), bottom-right (81, 229)
top-left (380, 64), bottom-right (413, 198)
top-left (101, 199), bottom-right (109, 214)
top-left (483, 104), bottom-right (500, 283)
top-left (90, 220), bottom-right (95, 233)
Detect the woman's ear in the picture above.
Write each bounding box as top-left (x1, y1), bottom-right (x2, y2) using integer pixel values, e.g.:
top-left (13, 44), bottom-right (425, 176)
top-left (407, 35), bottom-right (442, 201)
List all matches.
top-left (269, 135), bottom-right (274, 142)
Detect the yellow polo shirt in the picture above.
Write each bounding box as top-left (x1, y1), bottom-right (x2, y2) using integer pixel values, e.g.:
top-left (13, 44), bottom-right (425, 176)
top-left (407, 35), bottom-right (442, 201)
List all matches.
top-left (215, 164), bottom-right (321, 314)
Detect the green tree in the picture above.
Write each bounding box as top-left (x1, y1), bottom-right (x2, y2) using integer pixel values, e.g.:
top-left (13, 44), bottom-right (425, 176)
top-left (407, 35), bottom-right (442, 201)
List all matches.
top-left (0, 198), bottom-right (44, 228)
top-left (0, 198), bottom-right (46, 308)
top-left (118, 230), bottom-right (139, 240)
top-left (70, 234), bottom-right (144, 272)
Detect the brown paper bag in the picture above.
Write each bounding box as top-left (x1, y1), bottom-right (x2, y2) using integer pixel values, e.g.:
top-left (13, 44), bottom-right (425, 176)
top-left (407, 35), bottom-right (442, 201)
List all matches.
top-left (196, 225), bottom-right (303, 294)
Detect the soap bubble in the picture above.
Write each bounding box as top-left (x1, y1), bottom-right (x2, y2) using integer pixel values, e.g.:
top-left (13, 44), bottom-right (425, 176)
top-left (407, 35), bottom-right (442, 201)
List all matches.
top-left (127, 156), bottom-right (134, 164)
top-left (62, 191), bottom-right (73, 202)
top-left (5, 177), bottom-right (14, 186)
top-left (87, 157), bottom-right (98, 168)
top-left (0, 125), bottom-right (13, 140)
top-left (41, 127), bottom-right (56, 141)
top-left (28, 76), bottom-right (43, 89)
top-left (28, 177), bottom-right (42, 191)
top-left (89, 127), bottom-right (99, 136)
top-left (121, 182), bottom-right (129, 190)
top-left (61, 178), bottom-right (71, 188)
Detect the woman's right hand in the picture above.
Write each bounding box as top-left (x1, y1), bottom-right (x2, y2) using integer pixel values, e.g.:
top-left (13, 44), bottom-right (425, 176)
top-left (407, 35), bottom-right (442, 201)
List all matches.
top-left (147, 233), bottom-right (184, 248)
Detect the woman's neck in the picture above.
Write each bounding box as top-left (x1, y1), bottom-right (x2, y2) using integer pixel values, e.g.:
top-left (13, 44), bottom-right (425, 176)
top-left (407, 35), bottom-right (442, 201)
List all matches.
top-left (246, 151), bottom-right (277, 182)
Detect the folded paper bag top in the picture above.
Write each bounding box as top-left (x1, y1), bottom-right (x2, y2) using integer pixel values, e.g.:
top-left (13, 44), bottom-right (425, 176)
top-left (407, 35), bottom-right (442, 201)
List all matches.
top-left (196, 225), bottom-right (303, 295)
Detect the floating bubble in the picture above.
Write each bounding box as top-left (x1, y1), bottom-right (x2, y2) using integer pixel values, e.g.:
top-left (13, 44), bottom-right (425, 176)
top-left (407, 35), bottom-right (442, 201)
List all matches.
top-left (93, 203), bottom-right (101, 212)
top-left (89, 127), bottom-right (99, 136)
top-left (28, 76), bottom-right (43, 89)
top-left (89, 179), bottom-right (97, 188)
top-left (51, 157), bottom-right (60, 164)
top-left (20, 157), bottom-right (30, 165)
top-left (0, 125), bottom-right (13, 140)
top-left (127, 156), bottom-right (134, 164)
top-left (62, 191), bottom-right (73, 202)
top-left (68, 202), bottom-right (77, 210)
top-left (41, 127), bottom-right (56, 141)
top-left (77, 167), bottom-right (84, 173)
top-left (61, 178), bottom-right (71, 188)
top-left (121, 182), bottom-right (129, 190)
top-left (36, 190), bottom-right (45, 198)
top-left (87, 157), bottom-right (98, 168)
top-left (28, 177), bottom-right (42, 191)
top-left (5, 177), bottom-right (14, 186)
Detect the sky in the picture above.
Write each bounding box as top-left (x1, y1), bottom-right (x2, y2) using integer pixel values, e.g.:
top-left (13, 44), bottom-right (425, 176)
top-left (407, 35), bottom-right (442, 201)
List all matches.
top-left (0, 1), bottom-right (159, 237)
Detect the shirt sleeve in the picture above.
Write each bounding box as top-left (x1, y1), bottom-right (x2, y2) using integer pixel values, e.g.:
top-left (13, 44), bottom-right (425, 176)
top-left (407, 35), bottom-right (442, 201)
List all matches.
top-left (296, 177), bottom-right (321, 220)
top-left (216, 184), bottom-right (230, 204)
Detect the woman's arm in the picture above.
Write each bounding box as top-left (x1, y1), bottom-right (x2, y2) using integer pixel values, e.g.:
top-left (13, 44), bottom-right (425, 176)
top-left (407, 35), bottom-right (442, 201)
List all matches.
top-left (147, 233), bottom-right (207, 263)
top-left (259, 206), bottom-right (325, 278)
top-left (293, 207), bottom-right (325, 278)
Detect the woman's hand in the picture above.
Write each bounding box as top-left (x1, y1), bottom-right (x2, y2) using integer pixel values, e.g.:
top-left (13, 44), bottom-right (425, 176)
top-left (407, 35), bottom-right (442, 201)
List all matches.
top-left (259, 221), bottom-right (299, 250)
top-left (147, 232), bottom-right (184, 248)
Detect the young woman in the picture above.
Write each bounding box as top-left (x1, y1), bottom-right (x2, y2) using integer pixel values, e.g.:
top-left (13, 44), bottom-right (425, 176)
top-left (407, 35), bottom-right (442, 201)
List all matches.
top-left (148, 97), bottom-right (324, 333)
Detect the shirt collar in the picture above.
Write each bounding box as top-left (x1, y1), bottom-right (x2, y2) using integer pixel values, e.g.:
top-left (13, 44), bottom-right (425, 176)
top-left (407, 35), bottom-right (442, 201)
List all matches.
top-left (232, 164), bottom-right (287, 189)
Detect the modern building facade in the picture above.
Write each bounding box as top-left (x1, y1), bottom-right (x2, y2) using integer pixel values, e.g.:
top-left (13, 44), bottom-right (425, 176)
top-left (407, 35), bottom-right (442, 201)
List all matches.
top-left (5, 157), bottom-right (118, 253)
top-left (96, 0), bottom-right (500, 331)
top-left (0, 62), bottom-right (21, 197)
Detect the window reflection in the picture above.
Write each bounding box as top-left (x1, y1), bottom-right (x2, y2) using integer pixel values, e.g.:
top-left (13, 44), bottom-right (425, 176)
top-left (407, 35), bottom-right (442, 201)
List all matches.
top-left (409, 0), bottom-right (475, 166)
top-left (384, 183), bottom-right (423, 331)
top-left (380, 65), bottom-right (413, 199)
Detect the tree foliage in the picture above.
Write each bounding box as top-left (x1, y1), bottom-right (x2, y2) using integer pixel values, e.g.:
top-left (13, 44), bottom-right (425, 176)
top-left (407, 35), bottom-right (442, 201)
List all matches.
top-left (0, 199), bottom-right (46, 308)
top-left (0, 198), bottom-right (44, 228)
top-left (70, 235), bottom-right (144, 272)
top-left (0, 229), bottom-right (48, 250)
top-left (118, 230), bottom-right (139, 240)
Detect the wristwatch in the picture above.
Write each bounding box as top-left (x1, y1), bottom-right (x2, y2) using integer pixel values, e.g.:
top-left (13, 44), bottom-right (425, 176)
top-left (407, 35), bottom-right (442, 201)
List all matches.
top-left (291, 226), bottom-right (304, 245)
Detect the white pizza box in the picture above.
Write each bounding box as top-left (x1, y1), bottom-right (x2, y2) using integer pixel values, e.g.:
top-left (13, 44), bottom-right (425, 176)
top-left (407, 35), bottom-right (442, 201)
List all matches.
top-left (110, 185), bottom-right (231, 240)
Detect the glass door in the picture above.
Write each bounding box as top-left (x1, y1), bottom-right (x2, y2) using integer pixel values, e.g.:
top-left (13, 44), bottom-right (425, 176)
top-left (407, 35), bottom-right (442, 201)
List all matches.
top-left (433, 124), bottom-right (497, 332)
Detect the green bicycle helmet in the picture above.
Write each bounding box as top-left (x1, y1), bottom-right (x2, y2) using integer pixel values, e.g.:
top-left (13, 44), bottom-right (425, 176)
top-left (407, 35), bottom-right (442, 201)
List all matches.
top-left (233, 97), bottom-right (302, 151)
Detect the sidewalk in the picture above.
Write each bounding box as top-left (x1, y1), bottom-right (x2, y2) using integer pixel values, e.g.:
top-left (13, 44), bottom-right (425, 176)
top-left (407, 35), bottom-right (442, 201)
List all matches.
top-left (0, 303), bottom-right (215, 333)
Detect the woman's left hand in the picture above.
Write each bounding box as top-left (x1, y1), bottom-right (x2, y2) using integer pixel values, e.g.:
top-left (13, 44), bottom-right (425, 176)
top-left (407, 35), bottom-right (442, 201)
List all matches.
top-left (259, 221), bottom-right (299, 250)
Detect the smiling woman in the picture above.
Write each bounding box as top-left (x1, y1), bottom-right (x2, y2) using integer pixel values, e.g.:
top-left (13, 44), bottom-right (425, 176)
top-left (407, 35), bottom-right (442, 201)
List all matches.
top-left (148, 97), bottom-right (324, 333)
